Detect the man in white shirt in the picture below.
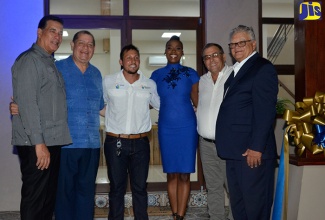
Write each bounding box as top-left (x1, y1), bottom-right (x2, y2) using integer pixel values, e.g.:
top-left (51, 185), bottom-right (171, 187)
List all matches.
top-left (197, 43), bottom-right (233, 220)
top-left (102, 44), bottom-right (160, 220)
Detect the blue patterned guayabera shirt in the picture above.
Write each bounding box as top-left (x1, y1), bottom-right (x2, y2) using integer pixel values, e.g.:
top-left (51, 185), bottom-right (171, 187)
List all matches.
top-left (56, 56), bottom-right (104, 149)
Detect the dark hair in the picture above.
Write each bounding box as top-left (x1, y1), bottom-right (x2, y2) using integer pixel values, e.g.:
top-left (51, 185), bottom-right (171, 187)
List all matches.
top-left (38, 15), bottom-right (63, 29)
top-left (72, 30), bottom-right (96, 46)
top-left (201, 43), bottom-right (224, 58)
top-left (165, 35), bottom-right (183, 49)
top-left (120, 44), bottom-right (140, 60)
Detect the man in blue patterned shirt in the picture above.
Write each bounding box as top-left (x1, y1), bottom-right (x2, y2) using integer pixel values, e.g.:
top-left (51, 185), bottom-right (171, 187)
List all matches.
top-left (54, 30), bottom-right (105, 220)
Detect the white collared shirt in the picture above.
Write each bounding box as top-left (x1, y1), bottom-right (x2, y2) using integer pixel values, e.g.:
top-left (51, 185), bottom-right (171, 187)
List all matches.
top-left (197, 64), bottom-right (233, 139)
top-left (103, 69), bottom-right (160, 134)
top-left (233, 51), bottom-right (256, 76)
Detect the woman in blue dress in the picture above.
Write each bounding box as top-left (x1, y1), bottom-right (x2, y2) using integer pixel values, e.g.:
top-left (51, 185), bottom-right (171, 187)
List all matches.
top-left (150, 36), bottom-right (199, 220)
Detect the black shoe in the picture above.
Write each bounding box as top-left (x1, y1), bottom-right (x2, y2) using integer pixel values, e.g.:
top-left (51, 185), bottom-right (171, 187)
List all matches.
top-left (176, 215), bottom-right (184, 220)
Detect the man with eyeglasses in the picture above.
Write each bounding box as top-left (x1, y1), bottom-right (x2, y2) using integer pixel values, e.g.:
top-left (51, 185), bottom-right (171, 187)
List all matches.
top-left (197, 43), bottom-right (233, 220)
top-left (102, 44), bottom-right (160, 220)
top-left (215, 25), bottom-right (278, 220)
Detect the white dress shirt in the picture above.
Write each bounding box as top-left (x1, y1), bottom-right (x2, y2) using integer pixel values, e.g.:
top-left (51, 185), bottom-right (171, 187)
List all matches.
top-left (233, 51), bottom-right (256, 76)
top-left (103, 70), bottom-right (160, 134)
top-left (197, 64), bottom-right (233, 140)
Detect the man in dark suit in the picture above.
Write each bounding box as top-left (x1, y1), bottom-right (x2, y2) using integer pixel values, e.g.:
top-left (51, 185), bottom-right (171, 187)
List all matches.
top-left (215, 25), bottom-right (278, 220)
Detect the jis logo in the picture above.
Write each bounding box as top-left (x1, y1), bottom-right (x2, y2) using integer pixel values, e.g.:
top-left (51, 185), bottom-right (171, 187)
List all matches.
top-left (299, 2), bottom-right (322, 20)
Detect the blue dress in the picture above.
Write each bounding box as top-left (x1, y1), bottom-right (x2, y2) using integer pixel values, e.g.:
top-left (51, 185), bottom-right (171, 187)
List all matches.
top-left (150, 63), bottom-right (199, 173)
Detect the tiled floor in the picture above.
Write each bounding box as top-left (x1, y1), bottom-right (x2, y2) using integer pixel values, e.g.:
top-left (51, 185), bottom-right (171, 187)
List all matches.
top-left (0, 207), bottom-right (210, 220)
top-left (1, 168), bottom-right (205, 219)
top-left (2, 166), bottom-right (204, 220)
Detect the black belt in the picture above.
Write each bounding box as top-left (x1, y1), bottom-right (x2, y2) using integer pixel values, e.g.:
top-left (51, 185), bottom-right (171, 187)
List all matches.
top-left (201, 137), bottom-right (215, 143)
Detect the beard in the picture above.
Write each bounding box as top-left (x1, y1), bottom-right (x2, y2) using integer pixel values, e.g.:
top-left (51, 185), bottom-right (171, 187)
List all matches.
top-left (126, 69), bottom-right (138, 75)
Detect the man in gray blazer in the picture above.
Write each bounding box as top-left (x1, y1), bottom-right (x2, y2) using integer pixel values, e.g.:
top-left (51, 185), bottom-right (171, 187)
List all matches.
top-left (11, 15), bottom-right (72, 220)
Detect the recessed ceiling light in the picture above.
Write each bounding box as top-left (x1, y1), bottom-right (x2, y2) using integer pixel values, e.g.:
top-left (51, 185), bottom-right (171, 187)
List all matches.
top-left (161, 32), bottom-right (181, 38)
top-left (63, 31), bottom-right (69, 37)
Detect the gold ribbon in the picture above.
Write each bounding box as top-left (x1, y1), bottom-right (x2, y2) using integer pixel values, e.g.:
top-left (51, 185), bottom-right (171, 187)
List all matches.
top-left (283, 91), bottom-right (325, 156)
top-left (277, 92), bottom-right (325, 219)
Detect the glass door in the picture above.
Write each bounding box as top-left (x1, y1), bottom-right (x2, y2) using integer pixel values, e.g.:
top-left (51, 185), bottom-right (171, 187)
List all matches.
top-left (131, 28), bottom-right (201, 191)
top-left (46, 0), bottom-right (205, 192)
top-left (128, 18), bottom-right (204, 191)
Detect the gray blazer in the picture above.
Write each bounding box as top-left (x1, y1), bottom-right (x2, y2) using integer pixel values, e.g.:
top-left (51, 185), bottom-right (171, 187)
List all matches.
top-left (11, 43), bottom-right (72, 147)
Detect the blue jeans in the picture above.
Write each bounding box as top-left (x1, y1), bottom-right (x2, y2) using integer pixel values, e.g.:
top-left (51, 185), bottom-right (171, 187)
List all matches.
top-left (104, 135), bottom-right (150, 220)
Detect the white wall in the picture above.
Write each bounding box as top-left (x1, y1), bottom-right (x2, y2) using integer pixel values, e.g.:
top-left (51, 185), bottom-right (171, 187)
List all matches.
top-left (263, 2), bottom-right (294, 18)
top-left (130, 0), bottom-right (200, 16)
top-left (50, 0), bottom-right (103, 15)
top-left (287, 165), bottom-right (325, 220)
top-left (205, 0), bottom-right (259, 66)
top-left (0, 1), bottom-right (44, 211)
top-left (50, 0), bottom-right (198, 16)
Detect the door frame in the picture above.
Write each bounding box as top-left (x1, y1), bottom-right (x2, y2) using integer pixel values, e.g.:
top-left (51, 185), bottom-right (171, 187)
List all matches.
top-left (44, 0), bottom-right (206, 192)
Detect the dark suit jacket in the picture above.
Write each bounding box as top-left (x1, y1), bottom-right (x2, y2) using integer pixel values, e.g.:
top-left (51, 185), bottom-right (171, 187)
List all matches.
top-left (215, 52), bottom-right (278, 160)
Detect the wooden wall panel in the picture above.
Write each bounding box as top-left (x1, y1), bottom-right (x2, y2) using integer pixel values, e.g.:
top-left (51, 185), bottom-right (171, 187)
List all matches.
top-left (295, 0), bottom-right (325, 100)
top-left (292, 0), bottom-right (325, 165)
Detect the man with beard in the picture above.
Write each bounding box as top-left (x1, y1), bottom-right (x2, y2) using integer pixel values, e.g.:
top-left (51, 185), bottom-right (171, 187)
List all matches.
top-left (102, 44), bottom-right (160, 220)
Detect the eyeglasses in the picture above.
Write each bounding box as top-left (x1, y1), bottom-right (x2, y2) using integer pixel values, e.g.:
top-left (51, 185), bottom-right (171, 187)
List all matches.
top-left (116, 139), bottom-right (122, 157)
top-left (228, 40), bottom-right (251, 49)
top-left (203, 52), bottom-right (223, 61)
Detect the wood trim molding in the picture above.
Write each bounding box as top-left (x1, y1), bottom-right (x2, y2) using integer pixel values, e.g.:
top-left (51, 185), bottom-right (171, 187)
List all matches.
top-left (275, 65), bottom-right (294, 75)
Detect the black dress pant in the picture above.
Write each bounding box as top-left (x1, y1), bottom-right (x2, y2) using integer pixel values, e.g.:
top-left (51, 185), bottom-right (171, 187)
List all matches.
top-left (226, 159), bottom-right (276, 220)
top-left (17, 145), bottom-right (61, 220)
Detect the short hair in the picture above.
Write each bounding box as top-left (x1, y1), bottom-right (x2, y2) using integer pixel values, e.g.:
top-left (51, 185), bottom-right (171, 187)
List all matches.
top-left (229, 25), bottom-right (256, 41)
top-left (165, 35), bottom-right (183, 49)
top-left (72, 30), bottom-right (96, 46)
top-left (201, 43), bottom-right (224, 58)
top-left (120, 44), bottom-right (140, 60)
top-left (38, 15), bottom-right (63, 30)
